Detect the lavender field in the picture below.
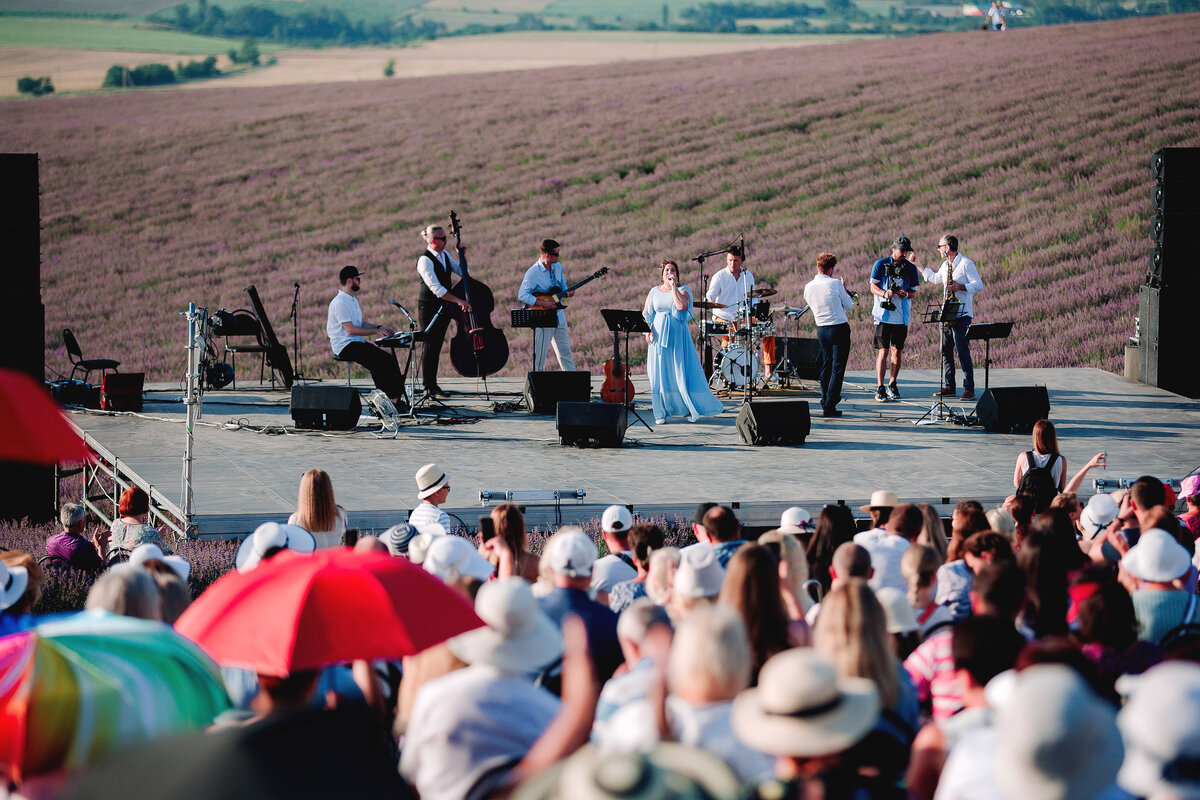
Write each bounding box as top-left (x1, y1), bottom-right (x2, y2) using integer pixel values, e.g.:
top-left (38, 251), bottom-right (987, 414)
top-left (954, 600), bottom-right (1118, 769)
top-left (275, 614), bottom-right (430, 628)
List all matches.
top-left (3, 15), bottom-right (1199, 382)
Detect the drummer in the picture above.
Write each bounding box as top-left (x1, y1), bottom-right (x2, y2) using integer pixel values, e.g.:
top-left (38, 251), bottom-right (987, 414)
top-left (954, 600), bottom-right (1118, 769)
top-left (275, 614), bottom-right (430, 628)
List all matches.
top-left (706, 246), bottom-right (776, 382)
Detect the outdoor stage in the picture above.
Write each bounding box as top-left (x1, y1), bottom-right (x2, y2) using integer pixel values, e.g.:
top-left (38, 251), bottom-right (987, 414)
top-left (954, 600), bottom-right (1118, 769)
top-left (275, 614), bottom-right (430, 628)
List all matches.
top-left (67, 367), bottom-right (1200, 538)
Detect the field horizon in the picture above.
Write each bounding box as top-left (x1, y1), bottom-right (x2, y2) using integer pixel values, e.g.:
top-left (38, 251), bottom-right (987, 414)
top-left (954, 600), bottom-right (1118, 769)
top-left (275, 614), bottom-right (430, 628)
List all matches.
top-left (2, 14), bottom-right (1199, 387)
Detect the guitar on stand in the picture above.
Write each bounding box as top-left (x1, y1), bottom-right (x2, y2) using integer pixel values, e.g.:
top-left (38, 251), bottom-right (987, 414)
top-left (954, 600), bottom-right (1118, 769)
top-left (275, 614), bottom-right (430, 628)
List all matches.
top-left (600, 330), bottom-right (635, 404)
top-left (526, 267), bottom-right (609, 309)
top-left (600, 309), bottom-right (653, 433)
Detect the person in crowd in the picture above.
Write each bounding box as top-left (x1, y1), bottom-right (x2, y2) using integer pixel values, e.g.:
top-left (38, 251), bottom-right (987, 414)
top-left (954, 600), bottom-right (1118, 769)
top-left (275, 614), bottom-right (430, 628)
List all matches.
top-left (778, 506), bottom-right (815, 540)
top-left (703, 505), bottom-right (745, 568)
top-left (684, 502), bottom-right (718, 553)
top-left (609, 523), bottom-right (665, 614)
top-left (538, 528), bottom-right (623, 682)
top-left (901, 544), bottom-right (955, 639)
top-left (922, 234), bottom-right (983, 400)
top-left (478, 502), bottom-right (539, 583)
top-left (875, 586), bottom-right (921, 660)
top-left (144, 560), bottom-right (191, 624)
top-left (1093, 475), bottom-right (1174, 565)
top-left (812, 579), bottom-right (919, 788)
top-left (353, 535), bottom-right (389, 556)
top-left (669, 545), bottom-right (726, 621)
top-left (706, 245), bottom-right (776, 383)
top-left (807, 504), bottom-right (857, 595)
top-left (758, 528), bottom-right (815, 621)
top-left (1079, 492), bottom-right (1120, 545)
top-left (0, 553), bottom-right (40, 635)
top-left (325, 265), bottom-right (404, 404)
top-left (46, 502), bottom-right (108, 570)
top-left (423, 535), bottom-right (495, 587)
top-left (403, 578), bottom-right (562, 800)
top-left (288, 468), bottom-right (348, 549)
top-left (409, 463), bottom-right (453, 534)
top-left (1119, 527), bottom-right (1194, 643)
top-left (235, 522), bottom-right (316, 572)
top-left (719, 543), bottom-right (805, 684)
top-left (802, 251), bottom-right (855, 417)
top-left (945, 499), bottom-right (989, 562)
top-left (732, 648), bottom-right (882, 798)
top-left (986, 506), bottom-right (1017, 543)
top-left (592, 505), bottom-right (637, 592)
top-left (86, 562), bottom-right (162, 620)
top-left (1179, 473), bottom-right (1200, 539)
top-left (518, 238), bottom-right (576, 372)
top-left (1116, 660), bottom-right (1200, 800)
top-left (1013, 418), bottom-right (1067, 492)
top-left (860, 501), bottom-right (922, 595)
top-left (916, 503), bottom-right (949, 563)
top-left (109, 486), bottom-right (168, 553)
top-left (856, 490), bottom-right (898, 543)
top-left (1072, 572), bottom-right (1164, 700)
top-left (593, 600), bottom-right (673, 739)
top-left (1064, 451), bottom-right (1109, 494)
top-left (381, 522), bottom-right (418, 559)
top-left (937, 502), bottom-right (995, 620)
top-left (415, 224), bottom-right (472, 398)
top-left (808, 542), bottom-right (874, 625)
top-left (642, 259), bottom-right (724, 424)
top-left (1003, 493), bottom-right (1035, 548)
top-left (1019, 511), bottom-right (1088, 639)
top-left (869, 235), bottom-right (921, 402)
top-left (646, 546), bottom-right (681, 606)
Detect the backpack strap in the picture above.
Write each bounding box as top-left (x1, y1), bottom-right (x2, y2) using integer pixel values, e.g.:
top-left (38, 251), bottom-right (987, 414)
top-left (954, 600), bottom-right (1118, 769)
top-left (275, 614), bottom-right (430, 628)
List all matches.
top-left (615, 552), bottom-right (635, 569)
top-left (1185, 593), bottom-right (1199, 627)
top-left (1024, 450), bottom-right (1037, 472)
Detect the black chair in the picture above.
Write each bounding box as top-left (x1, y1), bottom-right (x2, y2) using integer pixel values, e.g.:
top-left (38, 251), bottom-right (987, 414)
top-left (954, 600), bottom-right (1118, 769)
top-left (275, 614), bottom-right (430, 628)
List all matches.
top-left (221, 311), bottom-right (272, 389)
top-left (64, 328), bottom-right (120, 384)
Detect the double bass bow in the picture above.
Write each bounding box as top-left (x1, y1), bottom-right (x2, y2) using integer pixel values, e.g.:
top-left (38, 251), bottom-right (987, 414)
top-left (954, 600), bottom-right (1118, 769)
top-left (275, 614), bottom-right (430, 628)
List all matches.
top-left (446, 210), bottom-right (509, 379)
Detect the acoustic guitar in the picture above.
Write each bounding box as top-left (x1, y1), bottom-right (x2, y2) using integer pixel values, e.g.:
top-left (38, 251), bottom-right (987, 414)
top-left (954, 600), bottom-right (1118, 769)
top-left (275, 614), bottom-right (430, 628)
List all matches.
top-left (600, 330), bottom-right (635, 404)
top-left (528, 267), bottom-right (609, 309)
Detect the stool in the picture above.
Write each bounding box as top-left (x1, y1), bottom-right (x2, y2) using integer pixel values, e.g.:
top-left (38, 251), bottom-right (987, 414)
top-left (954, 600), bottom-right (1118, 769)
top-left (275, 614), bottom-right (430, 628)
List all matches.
top-left (333, 353), bottom-right (354, 386)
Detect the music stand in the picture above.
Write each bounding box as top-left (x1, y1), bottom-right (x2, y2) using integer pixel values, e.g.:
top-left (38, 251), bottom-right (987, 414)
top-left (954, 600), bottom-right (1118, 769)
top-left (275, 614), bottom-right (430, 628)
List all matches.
top-left (245, 285), bottom-right (294, 388)
top-left (966, 321), bottom-right (1013, 390)
top-left (511, 308), bottom-right (559, 374)
top-left (915, 298), bottom-right (963, 426)
top-left (600, 309), bottom-right (653, 433)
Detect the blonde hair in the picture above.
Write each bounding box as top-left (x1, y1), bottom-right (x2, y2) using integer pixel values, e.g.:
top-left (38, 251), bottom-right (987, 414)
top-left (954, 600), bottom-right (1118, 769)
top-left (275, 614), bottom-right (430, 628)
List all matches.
top-left (667, 604), bottom-right (752, 702)
top-left (758, 529), bottom-right (813, 612)
top-left (812, 579), bottom-right (898, 708)
top-left (646, 547), bottom-right (681, 605)
top-left (916, 503), bottom-right (949, 562)
top-left (987, 507), bottom-right (1017, 541)
top-left (295, 469), bottom-right (338, 534)
top-left (900, 545), bottom-right (940, 607)
top-left (422, 224), bottom-right (444, 243)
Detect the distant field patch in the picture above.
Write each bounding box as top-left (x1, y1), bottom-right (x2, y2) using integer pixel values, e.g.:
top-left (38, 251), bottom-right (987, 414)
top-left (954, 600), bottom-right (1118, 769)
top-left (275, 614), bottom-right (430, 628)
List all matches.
top-left (544, 0), bottom-right (682, 23)
top-left (0, 16), bottom-right (249, 52)
top-left (0, 0), bottom-right (174, 13)
top-left (408, 8), bottom-right (524, 29)
top-left (422, 0), bottom-right (552, 12)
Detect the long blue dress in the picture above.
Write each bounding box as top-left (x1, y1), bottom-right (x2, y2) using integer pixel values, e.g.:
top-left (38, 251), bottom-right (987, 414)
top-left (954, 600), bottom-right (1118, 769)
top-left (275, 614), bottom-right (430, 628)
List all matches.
top-left (643, 285), bottom-right (725, 423)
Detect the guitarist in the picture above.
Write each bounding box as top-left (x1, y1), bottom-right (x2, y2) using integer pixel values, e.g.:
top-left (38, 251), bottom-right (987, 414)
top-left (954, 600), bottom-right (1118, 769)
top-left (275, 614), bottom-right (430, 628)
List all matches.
top-left (416, 224), bottom-right (471, 398)
top-left (517, 238), bottom-right (576, 371)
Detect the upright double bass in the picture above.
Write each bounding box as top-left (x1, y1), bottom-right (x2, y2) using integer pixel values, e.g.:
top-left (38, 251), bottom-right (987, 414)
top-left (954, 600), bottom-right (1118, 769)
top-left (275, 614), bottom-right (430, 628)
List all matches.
top-left (446, 210), bottom-right (509, 378)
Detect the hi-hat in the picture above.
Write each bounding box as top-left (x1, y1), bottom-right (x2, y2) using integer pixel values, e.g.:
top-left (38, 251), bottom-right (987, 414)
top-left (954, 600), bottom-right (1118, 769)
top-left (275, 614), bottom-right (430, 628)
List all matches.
top-left (748, 287), bottom-right (777, 298)
top-left (694, 301), bottom-right (728, 310)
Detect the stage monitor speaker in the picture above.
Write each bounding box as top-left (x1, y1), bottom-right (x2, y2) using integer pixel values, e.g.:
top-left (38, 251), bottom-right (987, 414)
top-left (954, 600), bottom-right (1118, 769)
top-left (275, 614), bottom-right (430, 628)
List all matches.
top-left (100, 372), bottom-right (144, 412)
top-left (778, 337), bottom-right (822, 381)
top-left (736, 400), bottom-right (810, 446)
top-left (524, 370), bottom-right (591, 414)
top-left (556, 401), bottom-right (627, 448)
top-left (975, 386), bottom-right (1049, 434)
top-left (290, 385), bottom-right (361, 431)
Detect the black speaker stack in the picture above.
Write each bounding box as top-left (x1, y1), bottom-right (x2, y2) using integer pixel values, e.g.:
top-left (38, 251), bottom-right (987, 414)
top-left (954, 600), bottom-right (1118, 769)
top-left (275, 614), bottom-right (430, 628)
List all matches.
top-left (290, 386), bottom-right (362, 431)
top-left (1142, 147), bottom-right (1200, 397)
top-left (523, 370), bottom-right (591, 414)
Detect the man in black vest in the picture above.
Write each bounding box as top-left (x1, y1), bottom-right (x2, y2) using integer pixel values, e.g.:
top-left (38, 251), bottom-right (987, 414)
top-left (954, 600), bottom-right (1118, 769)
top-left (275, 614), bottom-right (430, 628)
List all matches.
top-left (416, 224), bottom-right (470, 398)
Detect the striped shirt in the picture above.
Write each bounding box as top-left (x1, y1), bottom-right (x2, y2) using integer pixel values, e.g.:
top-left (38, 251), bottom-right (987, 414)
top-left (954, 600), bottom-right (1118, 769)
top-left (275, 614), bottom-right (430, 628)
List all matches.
top-left (904, 627), bottom-right (963, 721)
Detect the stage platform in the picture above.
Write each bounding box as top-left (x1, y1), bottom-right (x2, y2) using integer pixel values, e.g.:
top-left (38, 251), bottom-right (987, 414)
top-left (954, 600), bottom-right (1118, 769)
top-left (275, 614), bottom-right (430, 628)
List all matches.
top-left (66, 367), bottom-right (1200, 538)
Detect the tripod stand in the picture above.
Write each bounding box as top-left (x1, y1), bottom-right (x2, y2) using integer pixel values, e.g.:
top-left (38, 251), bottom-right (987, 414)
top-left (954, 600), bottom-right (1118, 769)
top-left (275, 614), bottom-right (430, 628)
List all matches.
top-left (289, 283), bottom-right (319, 384)
top-left (916, 297), bottom-right (964, 426)
top-left (600, 309), bottom-right (653, 433)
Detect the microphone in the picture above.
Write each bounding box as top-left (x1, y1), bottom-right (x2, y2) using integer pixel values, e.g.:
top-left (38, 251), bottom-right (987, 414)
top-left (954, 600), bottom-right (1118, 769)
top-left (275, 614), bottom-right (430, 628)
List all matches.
top-left (391, 300), bottom-right (416, 325)
top-left (294, 282), bottom-right (300, 289)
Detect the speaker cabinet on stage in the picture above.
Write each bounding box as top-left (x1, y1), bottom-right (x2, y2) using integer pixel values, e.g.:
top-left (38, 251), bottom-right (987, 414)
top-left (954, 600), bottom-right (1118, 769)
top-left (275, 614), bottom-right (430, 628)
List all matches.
top-left (524, 370), bottom-right (591, 414)
top-left (777, 337), bottom-right (822, 381)
top-left (556, 401), bottom-right (627, 448)
top-left (290, 385), bottom-right (361, 431)
top-left (975, 387), bottom-right (1049, 434)
top-left (100, 372), bottom-right (144, 412)
top-left (736, 400), bottom-right (810, 446)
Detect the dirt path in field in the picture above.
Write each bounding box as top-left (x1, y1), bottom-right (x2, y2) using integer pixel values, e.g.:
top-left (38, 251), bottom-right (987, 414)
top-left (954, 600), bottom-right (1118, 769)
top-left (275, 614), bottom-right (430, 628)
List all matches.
top-left (1, 34), bottom-right (859, 97)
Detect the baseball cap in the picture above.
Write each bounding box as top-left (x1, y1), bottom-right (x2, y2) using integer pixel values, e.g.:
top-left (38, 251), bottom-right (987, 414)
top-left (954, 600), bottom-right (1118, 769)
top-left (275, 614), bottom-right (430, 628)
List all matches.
top-left (339, 265), bottom-right (364, 283)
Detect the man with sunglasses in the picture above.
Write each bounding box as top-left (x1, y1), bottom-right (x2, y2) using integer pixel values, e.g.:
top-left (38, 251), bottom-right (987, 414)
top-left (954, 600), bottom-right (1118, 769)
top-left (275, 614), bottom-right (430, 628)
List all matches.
top-left (417, 224), bottom-right (472, 398)
top-left (327, 265), bottom-right (405, 405)
top-left (518, 238), bottom-right (576, 371)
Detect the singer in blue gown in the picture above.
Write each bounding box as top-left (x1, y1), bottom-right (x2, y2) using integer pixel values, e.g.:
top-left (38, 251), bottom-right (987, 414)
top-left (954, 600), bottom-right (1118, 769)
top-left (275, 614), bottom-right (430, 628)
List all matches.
top-left (642, 260), bottom-right (725, 424)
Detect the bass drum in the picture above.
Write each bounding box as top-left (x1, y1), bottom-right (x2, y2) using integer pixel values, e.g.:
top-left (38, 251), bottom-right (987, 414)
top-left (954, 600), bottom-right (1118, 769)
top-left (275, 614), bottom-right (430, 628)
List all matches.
top-left (719, 346), bottom-right (760, 388)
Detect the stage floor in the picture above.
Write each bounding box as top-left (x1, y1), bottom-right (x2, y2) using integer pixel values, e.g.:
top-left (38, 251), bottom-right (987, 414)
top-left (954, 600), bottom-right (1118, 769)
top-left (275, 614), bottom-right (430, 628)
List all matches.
top-left (67, 368), bottom-right (1200, 537)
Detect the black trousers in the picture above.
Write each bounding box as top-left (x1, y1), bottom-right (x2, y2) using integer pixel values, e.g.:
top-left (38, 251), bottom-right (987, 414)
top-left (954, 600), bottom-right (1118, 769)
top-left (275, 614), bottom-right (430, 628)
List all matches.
top-left (418, 296), bottom-right (453, 390)
top-left (337, 341), bottom-right (404, 402)
top-left (817, 322), bottom-right (851, 411)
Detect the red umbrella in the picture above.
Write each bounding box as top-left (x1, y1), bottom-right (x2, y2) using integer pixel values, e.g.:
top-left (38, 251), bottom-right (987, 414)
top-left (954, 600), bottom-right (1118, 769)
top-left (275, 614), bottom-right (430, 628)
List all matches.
top-left (0, 368), bottom-right (91, 465)
top-left (175, 548), bottom-right (484, 676)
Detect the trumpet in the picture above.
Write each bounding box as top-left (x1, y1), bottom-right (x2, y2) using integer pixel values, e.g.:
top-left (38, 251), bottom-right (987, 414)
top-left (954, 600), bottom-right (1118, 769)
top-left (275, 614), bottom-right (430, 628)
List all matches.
top-left (849, 290), bottom-right (860, 305)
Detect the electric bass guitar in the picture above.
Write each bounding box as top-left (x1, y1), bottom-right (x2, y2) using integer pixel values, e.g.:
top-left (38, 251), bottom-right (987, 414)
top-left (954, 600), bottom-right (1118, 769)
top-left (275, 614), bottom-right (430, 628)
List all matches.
top-left (600, 329), bottom-right (635, 404)
top-left (528, 267), bottom-right (609, 309)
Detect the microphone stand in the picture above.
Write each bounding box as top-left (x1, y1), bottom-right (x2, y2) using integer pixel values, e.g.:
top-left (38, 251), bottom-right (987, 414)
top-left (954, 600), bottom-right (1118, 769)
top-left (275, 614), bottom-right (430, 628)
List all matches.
top-left (290, 282), bottom-right (318, 383)
top-left (693, 234), bottom-right (743, 383)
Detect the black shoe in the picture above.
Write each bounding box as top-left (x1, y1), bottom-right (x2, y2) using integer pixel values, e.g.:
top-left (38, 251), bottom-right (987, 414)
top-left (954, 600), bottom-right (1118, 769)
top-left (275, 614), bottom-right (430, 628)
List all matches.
top-left (823, 408), bottom-right (843, 418)
top-left (424, 385), bottom-right (448, 398)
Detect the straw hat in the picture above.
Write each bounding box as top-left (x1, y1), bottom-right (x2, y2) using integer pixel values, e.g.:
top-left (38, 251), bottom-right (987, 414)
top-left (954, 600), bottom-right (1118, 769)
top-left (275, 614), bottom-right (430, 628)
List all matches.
top-left (732, 648), bottom-right (879, 757)
top-left (673, 546), bottom-right (725, 599)
top-left (415, 463), bottom-right (450, 500)
top-left (1121, 528), bottom-right (1191, 583)
top-left (1118, 661), bottom-right (1200, 800)
top-left (512, 743), bottom-right (742, 800)
top-left (0, 560), bottom-right (29, 611)
top-left (859, 490), bottom-right (898, 512)
top-left (235, 522), bottom-right (316, 572)
top-left (779, 506), bottom-right (814, 535)
top-left (448, 577), bottom-right (562, 674)
top-left (1078, 494), bottom-right (1119, 540)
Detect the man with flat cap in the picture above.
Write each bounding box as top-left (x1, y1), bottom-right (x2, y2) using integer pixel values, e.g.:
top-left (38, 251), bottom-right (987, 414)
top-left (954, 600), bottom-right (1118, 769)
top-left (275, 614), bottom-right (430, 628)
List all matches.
top-left (869, 236), bottom-right (921, 402)
top-left (326, 265), bottom-right (404, 405)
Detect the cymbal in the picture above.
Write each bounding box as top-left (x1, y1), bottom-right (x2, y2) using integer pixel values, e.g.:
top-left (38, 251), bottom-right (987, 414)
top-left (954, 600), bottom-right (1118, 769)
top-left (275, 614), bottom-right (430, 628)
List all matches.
top-left (693, 301), bottom-right (728, 310)
top-left (748, 287), bottom-right (777, 298)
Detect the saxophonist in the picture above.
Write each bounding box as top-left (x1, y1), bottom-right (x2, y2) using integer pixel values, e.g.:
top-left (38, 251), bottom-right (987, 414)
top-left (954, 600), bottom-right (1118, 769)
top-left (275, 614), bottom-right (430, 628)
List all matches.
top-left (919, 234), bottom-right (984, 400)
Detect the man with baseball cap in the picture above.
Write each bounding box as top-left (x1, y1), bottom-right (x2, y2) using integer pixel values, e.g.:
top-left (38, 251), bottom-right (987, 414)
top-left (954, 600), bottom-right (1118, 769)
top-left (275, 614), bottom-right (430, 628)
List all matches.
top-left (869, 236), bottom-right (921, 402)
top-left (538, 528), bottom-right (622, 681)
top-left (591, 505), bottom-right (637, 593)
top-left (326, 265), bottom-right (404, 405)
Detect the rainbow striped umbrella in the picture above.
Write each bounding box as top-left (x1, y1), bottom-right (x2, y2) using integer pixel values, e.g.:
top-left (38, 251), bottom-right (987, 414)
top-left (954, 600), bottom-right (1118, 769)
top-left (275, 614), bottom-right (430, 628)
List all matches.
top-left (0, 613), bottom-right (230, 784)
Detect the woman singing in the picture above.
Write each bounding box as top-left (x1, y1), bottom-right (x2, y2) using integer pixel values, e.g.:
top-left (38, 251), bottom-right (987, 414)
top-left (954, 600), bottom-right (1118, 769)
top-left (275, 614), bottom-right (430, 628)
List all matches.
top-left (642, 260), bottom-right (724, 424)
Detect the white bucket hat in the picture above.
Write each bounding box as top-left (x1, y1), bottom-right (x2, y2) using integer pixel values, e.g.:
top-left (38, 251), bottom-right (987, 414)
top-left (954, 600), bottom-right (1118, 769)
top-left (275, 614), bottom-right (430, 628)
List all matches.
top-left (1121, 528), bottom-right (1191, 583)
top-left (994, 664), bottom-right (1123, 800)
top-left (448, 577), bottom-right (562, 674)
top-left (673, 545), bottom-right (725, 599)
top-left (1118, 660), bottom-right (1200, 800)
top-left (547, 529), bottom-right (597, 578)
top-left (423, 535), bottom-right (495, 584)
top-left (235, 522), bottom-right (316, 572)
top-left (0, 560), bottom-right (30, 611)
top-left (128, 543), bottom-right (166, 567)
top-left (414, 463), bottom-right (450, 500)
top-left (732, 648), bottom-right (879, 757)
top-left (1079, 493), bottom-right (1119, 540)
top-left (778, 506), bottom-right (814, 535)
top-left (875, 587), bottom-right (919, 634)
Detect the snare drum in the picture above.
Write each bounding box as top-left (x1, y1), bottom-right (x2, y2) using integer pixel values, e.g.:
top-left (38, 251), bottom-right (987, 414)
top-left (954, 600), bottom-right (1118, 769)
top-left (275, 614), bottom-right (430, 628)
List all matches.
top-left (719, 346), bottom-right (761, 388)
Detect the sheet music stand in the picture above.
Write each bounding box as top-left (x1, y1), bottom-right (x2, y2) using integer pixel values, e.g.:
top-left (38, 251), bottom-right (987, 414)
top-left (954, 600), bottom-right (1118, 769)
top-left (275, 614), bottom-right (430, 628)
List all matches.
top-left (511, 309), bottom-right (559, 373)
top-left (600, 308), bottom-right (653, 433)
top-left (916, 298), bottom-right (964, 426)
top-left (966, 321), bottom-right (1013, 390)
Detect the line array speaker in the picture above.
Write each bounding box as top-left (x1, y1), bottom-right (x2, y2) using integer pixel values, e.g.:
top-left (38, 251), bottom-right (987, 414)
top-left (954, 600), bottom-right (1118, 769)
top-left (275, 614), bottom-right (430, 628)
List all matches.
top-left (736, 400), bottom-right (810, 446)
top-left (290, 385), bottom-right (361, 431)
top-left (975, 386), bottom-right (1049, 434)
top-left (524, 370), bottom-right (591, 414)
top-left (556, 401), bottom-right (627, 448)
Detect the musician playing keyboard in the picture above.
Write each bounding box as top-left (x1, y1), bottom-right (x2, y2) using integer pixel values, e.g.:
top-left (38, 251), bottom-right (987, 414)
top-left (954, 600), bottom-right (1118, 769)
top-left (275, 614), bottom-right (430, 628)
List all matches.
top-left (517, 238), bottom-right (576, 371)
top-left (326, 265), bottom-right (405, 406)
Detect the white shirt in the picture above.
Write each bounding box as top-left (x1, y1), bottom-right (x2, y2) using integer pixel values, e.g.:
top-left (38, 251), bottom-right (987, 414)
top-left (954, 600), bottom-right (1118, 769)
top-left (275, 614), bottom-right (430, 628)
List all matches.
top-left (921, 253), bottom-right (983, 318)
top-left (327, 290), bottom-right (363, 356)
top-left (1016, 450), bottom-right (1065, 487)
top-left (416, 249), bottom-right (462, 298)
top-left (802, 273), bottom-right (854, 326)
top-left (705, 267), bottom-right (755, 323)
top-left (591, 553), bottom-right (637, 594)
top-left (857, 533), bottom-right (910, 594)
top-left (409, 502), bottom-right (451, 534)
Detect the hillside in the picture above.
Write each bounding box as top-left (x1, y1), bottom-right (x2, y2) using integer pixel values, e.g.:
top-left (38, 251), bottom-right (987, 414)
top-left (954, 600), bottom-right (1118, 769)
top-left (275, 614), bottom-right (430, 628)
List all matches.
top-left (2, 14), bottom-right (1198, 384)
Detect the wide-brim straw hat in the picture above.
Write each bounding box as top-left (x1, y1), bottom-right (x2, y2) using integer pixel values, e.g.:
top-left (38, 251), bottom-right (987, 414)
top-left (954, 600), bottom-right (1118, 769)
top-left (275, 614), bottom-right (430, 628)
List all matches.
top-left (1121, 528), bottom-right (1191, 583)
top-left (415, 463), bottom-right (450, 500)
top-left (448, 577), bottom-right (562, 674)
top-left (859, 490), bottom-right (899, 512)
top-left (512, 743), bottom-right (742, 800)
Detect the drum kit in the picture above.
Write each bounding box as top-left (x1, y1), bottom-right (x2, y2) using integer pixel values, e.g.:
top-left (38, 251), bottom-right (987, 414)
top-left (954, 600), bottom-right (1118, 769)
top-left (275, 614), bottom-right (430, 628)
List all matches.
top-left (697, 287), bottom-right (810, 396)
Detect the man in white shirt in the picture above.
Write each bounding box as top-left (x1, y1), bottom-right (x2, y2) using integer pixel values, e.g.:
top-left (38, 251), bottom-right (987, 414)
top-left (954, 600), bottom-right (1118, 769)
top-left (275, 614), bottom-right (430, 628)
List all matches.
top-left (416, 224), bottom-right (471, 398)
top-left (409, 462), bottom-right (453, 534)
top-left (919, 234), bottom-right (984, 401)
top-left (706, 246), bottom-right (775, 382)
top-left (517, 238), bottom-right (575, 371)
top-left (591, 504), bottom-right (637, 593)
top-left (325, 265), bottom-right (403, 404)
top-left (802, 252), bottom-right (855, 418)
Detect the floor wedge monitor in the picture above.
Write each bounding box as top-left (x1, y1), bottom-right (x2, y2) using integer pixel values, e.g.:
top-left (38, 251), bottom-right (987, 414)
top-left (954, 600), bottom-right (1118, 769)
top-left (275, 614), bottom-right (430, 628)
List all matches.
top-left (291, 385), bottom-right (361, 431)
top-left (556, 401), bottom-right (627, 448)
top-left (736, 400), bottom-right (810, 446)
top-left (975, 386), bottom-right (1049, 434)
